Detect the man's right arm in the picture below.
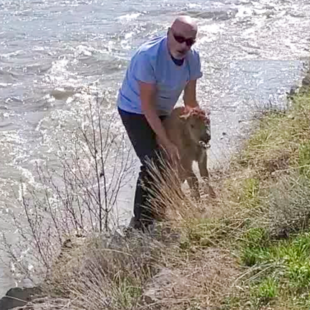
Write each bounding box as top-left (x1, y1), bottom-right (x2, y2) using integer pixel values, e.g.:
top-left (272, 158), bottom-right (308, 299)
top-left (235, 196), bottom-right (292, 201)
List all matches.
top-left (139, 81), bottom-right (170, 146)
top-left (134, 52), bottom-right (179, 161)
top-left (139, 81), bottom-right (180, 162)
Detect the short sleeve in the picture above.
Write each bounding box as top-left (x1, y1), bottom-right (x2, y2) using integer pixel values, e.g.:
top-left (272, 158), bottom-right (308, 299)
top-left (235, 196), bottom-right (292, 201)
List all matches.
top-left (133, 52), bottom-right (156, 84)
top-left (189, 51), bottom-right (203, 81)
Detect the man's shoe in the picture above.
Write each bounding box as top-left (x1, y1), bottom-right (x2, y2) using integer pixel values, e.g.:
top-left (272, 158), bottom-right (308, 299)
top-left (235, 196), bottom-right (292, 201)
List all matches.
top-left (128, 216), bottom-right (142, 230)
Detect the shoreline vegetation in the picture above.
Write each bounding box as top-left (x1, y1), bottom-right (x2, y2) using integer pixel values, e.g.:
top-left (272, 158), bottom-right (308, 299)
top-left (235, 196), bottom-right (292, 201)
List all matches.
top-left (1, 66), bottom-right (310, 310)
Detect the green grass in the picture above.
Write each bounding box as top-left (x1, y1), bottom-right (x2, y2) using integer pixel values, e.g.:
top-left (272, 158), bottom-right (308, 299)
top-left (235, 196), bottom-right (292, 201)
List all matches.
top-left (217, 78), bottom-right (310, 309)
top-left (234, 232), bottom-right (310, 308)
top-left (250, 276), bottom-right (279, 306)
top-left (238, 178), bottom-right (261, 208)
top-left (298, 141), bottom-right (310, 178)
top-left (116, 278), bottom-right (143, 308)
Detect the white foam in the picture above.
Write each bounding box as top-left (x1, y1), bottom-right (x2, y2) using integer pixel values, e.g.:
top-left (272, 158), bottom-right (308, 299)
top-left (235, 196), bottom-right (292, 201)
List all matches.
top-left (32, 46), bottom-right (46, 52)
top-left (0, 83), bottom-right (12, 88)
top-left (235, 6), bottom-right (253, 18)
top-left (125, 32), bottom-right (134, 39)
top-left (199, 23), bottom-right (223, 34)
top-left (117, 13), bottom-right (141, 22)
top-left (43, 58), bottom-right (74, 86)
top-left (16, 166), bottom-right (40, 189)
top-left (0, 50), bottom-right (23, 59)
top-left (186, 3), bottom-right (201, 9)
top-left (74, 45), bottom-right (93, 57)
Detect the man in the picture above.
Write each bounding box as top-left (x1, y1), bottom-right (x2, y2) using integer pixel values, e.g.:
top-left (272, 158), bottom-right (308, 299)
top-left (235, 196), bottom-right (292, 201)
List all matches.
top-left (117, 15), bottom-right (203, 230)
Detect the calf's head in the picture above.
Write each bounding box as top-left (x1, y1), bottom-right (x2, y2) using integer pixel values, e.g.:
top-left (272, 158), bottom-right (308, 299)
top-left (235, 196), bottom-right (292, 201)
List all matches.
top-left (180, 107), bottom-right (211, 146)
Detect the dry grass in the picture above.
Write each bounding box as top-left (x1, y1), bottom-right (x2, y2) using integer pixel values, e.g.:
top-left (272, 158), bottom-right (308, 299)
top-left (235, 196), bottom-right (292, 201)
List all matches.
top-left (35, 227), bottom-right (239, 310)
top-left (30, 153), bottom-right (243, 310)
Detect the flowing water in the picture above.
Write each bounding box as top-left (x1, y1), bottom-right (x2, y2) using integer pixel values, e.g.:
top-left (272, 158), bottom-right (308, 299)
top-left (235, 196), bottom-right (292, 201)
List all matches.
top-left (1, 0), bottom-right (310, 296)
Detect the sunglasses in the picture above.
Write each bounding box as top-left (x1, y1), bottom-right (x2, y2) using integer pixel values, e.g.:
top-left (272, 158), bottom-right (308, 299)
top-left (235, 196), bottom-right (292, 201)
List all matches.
top-left (172, 32), bottom-right (196, 47)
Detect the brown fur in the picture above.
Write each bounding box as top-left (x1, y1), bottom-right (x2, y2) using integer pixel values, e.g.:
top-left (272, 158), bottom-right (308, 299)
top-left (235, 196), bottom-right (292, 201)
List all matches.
top-left (159, 106), bottom-right (216, 200)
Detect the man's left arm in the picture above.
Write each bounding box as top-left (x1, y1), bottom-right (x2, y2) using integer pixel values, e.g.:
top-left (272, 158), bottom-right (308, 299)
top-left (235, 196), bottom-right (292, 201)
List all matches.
top-left (183, 51), bottom-right (203, 108)
top-left (183, 79), bottom-right (199, 108)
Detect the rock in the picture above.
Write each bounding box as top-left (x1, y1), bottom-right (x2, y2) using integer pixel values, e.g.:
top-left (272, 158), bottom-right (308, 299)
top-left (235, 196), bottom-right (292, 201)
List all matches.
top-left (12, 297), bottom-right (80, 310)
top-left (0, 287), bottom-right (41, 310)
top-left (0, 235), bottom-right (85, 310)
top-left (141, 268), bottom-right (187, 306)
top-left (302, 74), bottom-right (310, 87)
top-left (140, 248), bottom-right (240, 309)
top-left (288, 85), bottom-right (299, 96)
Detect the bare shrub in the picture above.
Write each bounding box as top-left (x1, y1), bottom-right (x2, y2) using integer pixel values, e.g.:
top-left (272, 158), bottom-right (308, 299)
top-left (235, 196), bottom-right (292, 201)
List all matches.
top-left (266, 173), bottom-right (310, 239)
top-left (0, 94), bottom-right (135, 286)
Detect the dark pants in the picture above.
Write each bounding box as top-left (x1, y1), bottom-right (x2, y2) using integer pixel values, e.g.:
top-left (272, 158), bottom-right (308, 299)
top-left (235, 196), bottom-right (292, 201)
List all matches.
top-left (118, 107), bottom-right (167, 228)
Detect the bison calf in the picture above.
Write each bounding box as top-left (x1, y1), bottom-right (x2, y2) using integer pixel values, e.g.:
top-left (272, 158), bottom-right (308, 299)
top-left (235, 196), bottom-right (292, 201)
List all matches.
top-left (159, 106), bottom-right (215, 200)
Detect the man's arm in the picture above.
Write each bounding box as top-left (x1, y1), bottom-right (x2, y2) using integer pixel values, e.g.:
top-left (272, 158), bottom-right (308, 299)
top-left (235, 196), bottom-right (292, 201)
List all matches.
top-left (133, 53), bottom-right (171, 149)
top-left (140, 81), bottom-right (170, 146)
top-left (184, 49), bottom-right (203, 108)
top-left (139, 81), bottom-right (180, 161)
top-left (183, 79), bottom-right (199, 108)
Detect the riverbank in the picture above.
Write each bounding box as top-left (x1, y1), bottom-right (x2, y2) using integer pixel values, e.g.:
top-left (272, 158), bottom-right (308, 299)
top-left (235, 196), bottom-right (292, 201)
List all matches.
top-left (2, 68), bottom-right (310, 310)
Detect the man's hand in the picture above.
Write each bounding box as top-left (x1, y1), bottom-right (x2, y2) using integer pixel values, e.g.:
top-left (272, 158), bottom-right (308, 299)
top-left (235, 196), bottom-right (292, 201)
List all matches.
top-left (162, 140), bottom-right (180, 164)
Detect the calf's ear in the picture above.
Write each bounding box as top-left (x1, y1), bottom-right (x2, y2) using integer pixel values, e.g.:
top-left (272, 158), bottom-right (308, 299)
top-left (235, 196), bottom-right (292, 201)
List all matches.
top-left (204, 117), bottom-right (210, 125)
top-left (179, 112), bottom-right (191, 121)
top-left (204, 107), bottom-right (211, 115)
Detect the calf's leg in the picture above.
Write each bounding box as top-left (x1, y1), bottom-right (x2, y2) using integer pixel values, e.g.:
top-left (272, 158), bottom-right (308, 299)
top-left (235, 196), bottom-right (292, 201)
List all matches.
top-left (198, 150), bottom-right (216, 198)
top-left (182, 159), bottom-right (200, 200)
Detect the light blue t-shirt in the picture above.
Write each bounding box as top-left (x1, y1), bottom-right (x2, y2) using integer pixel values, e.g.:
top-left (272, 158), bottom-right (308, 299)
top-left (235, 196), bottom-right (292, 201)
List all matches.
top-left (117, 35), bottom-right (203, 116)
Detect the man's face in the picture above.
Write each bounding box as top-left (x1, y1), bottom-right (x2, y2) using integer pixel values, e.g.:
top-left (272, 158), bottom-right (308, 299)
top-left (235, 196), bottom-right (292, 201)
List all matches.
top-left (168, 27), bottom-right (197, 59)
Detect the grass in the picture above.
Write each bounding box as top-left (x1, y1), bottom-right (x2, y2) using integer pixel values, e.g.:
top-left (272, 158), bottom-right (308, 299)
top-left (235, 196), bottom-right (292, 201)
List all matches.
top-left (158, 74), bottom-right (310, 309)
top-left (215, 75), bottom-right (310, 309)
top-left (226, 232), bottom-right (310, 309)
top-left (18, 71), bottom-right (310, 309)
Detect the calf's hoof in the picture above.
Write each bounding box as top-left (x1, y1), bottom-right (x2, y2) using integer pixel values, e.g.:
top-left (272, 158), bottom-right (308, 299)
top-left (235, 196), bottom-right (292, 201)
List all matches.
top-left (204, 184), bottom-right (217, 199)
top-left (190, 189), bottom-right (201, 201)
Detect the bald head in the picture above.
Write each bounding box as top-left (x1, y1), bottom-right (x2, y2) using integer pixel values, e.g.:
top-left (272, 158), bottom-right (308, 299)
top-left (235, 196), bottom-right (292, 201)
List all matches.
top-left (167, 16), bottom-right (198, 60)
top-left (171, 16), bottom-right (198, 34)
